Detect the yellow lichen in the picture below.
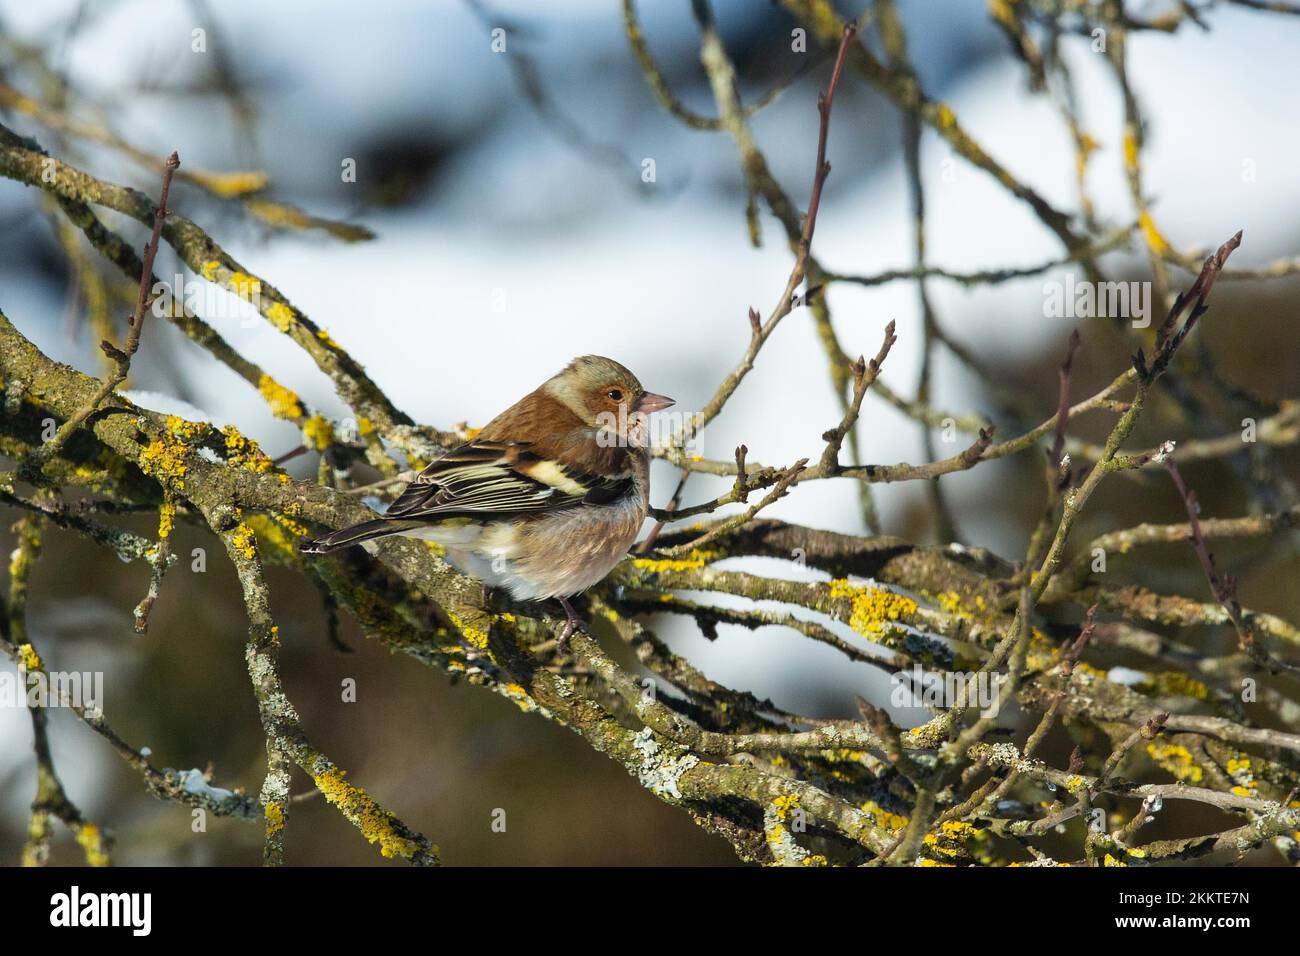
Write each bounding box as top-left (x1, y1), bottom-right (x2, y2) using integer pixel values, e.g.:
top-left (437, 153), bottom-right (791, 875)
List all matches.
top-left (264, 801), bottom-right (286, 836)
top-left (190, 168), bottom-right (268, 198)
top-left (631, 549), bottom-right (718, 573)
top-left (934, 590), bottom-right (964, 615)
top-left (257, 374), bottom-right (304, 420)
top-left (1141, 670), bottom-right (1208, 700)
top-left (501, 682), bottom-right (536, 713)
top-left (230, 522), bottom-right (258, 560)
top-left (923, 820), bottom-right (983, 861)
top-left (820, 748), bottom-right (866, 764)
top-left (157, 496), bottom-right (177, 540)
top-left (1138, 210), bottom-right (1170, 255)
top-left (302, 415), bottom-right (333, 452)
top-left (138, 437), bottom-right (189, 489)
top-left (17, 643), bottom-right (42, 672)
top-left (1123, 130), bottom-right (1140, 172)
top-left (1226, 754), bottom-right (1257, 797)
top-left (316, 328), bottom-right (340, 349)
top-left (764, 794), bottom-right (799, 858)
top-left (131, 417), bottom-right (207, 494)
top-left (772, 793), bottom-right (798, 822)
top-left (312, 767), bottom-right (430, 861)
top-left (447, 610), bottom-right (490, 650)
top-left (1024, 627), bottom-right (1070, 671)
top-left (75, 823), bottom-right (111, 867)
top-left (245, 513), bottom-right (308, 562)
top-left (1075, 132), bottom-right (1100, 179)
top-left (221, 425), bottom-right (275, 473)
top-left (228, 271), bottom-right (260, 301)
top-left (931, 588), bottom-right (991, 621)
top-left (164, 416), bottom-right (203, 441)
top-left (5, 93), bottom-right (39, 115)
top-left (828, 579), bottom-right (918, 636)
top-left (1147, 742), bottom-right (1203, 784)
top-left (861, 800), bottom-right (908, 831)
top-left (265, 301), bottom-right (295, 332)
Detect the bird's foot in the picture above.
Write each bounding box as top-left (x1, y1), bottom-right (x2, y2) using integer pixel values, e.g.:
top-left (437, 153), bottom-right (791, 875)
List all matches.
top-left (556, 619), bottom-right (576, 653)
top-left (555, 596), bottom-right (586, 653)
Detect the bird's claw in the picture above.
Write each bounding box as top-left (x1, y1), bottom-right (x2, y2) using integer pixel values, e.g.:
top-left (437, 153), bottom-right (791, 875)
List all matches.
top-left (556, 618), bottom-right (577, 653)
top-left (555, 596), bottom-right (586, 654)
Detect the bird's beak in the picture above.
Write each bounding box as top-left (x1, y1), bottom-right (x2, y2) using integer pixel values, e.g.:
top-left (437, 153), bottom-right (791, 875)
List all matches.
top-left (635, 392), bottom-right (675, 414)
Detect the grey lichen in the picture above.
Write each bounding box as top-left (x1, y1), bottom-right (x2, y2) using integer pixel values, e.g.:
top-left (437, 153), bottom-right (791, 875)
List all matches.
top-left (632, 726), bottom-right (700, 801)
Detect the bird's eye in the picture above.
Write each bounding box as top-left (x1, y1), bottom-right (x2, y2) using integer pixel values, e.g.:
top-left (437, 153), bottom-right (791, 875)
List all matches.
top-left (607, 389), bottom-right (623, 401)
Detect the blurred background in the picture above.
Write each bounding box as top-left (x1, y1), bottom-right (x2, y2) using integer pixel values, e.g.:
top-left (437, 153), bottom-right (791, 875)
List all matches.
top-left (1, 0), bottom-right (1298, 864)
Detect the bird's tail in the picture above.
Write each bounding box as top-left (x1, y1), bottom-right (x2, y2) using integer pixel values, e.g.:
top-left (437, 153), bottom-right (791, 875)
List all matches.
top-left (299, 518), bottom-right (423, 555)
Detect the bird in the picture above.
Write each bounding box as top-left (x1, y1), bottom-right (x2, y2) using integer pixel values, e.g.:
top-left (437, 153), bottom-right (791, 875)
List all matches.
top-left (301, 355), bottom-right (674, 649)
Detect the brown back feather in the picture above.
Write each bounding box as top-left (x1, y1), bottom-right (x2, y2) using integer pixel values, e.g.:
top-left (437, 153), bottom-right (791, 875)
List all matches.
top-left (480, 389), bottom-right (638, 475)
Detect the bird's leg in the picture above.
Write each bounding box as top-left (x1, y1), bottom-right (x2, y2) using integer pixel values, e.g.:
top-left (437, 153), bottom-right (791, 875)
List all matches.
top-left (555, 596), bottom-right (584, 653)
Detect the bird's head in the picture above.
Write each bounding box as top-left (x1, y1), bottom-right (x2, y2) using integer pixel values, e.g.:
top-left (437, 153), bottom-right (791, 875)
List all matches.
top-left (547, 355), bottom-right (675, 447)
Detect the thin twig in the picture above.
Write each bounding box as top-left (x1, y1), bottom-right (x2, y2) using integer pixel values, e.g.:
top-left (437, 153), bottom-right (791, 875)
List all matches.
top-left (23, 151), bottom-right (179, 472)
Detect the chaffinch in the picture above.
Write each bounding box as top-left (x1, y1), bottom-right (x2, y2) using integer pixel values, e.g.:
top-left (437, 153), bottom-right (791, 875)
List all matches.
top-left (302, 355), bottom-right (674, 646)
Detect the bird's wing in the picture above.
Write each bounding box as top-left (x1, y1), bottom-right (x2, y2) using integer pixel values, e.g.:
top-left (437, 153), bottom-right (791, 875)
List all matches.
top-left (384, 439), bottom-right (633, 522)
